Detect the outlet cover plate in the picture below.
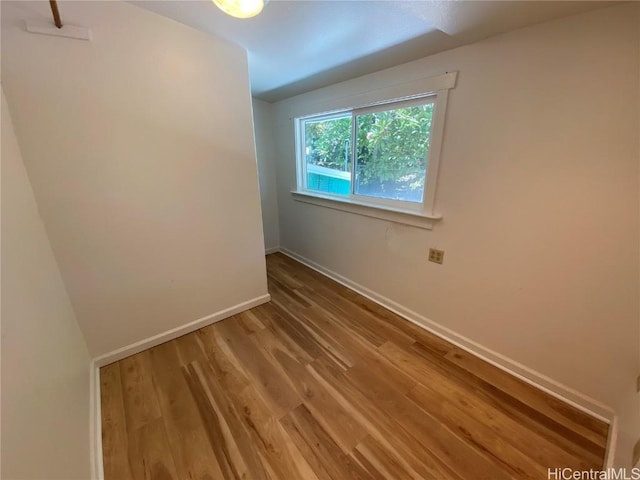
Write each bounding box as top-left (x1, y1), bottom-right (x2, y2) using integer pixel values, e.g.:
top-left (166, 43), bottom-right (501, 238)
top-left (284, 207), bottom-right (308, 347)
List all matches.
top-left (429, 248), bottom-right (444, 264)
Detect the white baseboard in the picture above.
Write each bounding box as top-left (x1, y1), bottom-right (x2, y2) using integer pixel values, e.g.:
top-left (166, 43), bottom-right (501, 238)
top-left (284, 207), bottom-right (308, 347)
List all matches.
top-left (279, 248), bottom-right (616, 430)
top-left (265, 246), bottom-right (281, 255)
top-left (90, 360), bottom-right (104, 480)
top-left (92, 294), bottom-right (271, 368)
top-left (89, 294), bottom-right (271, 480)
top-left (604, 415), bottom-right (618, 469)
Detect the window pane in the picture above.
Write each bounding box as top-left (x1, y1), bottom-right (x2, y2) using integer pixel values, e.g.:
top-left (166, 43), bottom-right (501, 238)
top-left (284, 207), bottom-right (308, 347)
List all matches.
top-left (355, 103), bottom-right (433, 203)
top-left (304, 115), bottom-right (351, 196)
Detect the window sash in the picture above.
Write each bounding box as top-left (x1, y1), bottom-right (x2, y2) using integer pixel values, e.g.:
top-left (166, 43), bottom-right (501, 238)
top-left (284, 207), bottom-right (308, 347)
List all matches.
top-left (351, 96), bottom-right (436, 208)
top-left (298, 111), bottom-right (352, 196)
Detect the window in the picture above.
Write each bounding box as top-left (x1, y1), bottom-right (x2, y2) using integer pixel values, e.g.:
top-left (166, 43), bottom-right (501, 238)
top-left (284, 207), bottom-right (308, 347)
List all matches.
top-left (303, 113), bottom-right (352, 196)
top-left (293, 72), bottom-right (455, 229)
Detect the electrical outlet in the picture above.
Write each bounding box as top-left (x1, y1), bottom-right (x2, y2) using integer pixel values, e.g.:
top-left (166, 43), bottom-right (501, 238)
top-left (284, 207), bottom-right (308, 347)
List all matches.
top-left (428, 248), bottom-right (444, 264)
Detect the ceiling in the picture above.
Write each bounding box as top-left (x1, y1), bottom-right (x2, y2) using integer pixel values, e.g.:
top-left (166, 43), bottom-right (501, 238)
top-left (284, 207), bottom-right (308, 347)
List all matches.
top-left (131, 1), bottom-right (614, 102)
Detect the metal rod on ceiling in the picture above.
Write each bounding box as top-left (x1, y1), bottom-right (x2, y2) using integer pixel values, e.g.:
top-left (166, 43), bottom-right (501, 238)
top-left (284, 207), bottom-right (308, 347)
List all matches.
top-left (49, 0), bottom-right (62, 29)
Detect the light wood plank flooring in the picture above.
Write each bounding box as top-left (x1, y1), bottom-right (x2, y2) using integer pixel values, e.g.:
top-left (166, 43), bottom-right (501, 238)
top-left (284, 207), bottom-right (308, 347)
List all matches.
top-left (101, 252), bottom-right (609, 479)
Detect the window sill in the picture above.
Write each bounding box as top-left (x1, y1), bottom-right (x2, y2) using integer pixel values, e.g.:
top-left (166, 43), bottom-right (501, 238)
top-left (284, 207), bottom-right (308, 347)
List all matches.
top-left (291, 190), bottom-right (442, 230)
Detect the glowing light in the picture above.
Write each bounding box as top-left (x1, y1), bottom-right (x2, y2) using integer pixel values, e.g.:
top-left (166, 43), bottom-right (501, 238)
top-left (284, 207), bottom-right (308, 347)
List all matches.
top-left (212, 0), bottom-right (266, 19)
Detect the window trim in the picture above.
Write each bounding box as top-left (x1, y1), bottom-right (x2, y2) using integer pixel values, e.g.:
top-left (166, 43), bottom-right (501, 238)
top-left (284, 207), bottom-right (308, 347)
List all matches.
top-left (291, 189), bottom-right (442, 230)
top-left (292, 71), bottom-right (457, 230)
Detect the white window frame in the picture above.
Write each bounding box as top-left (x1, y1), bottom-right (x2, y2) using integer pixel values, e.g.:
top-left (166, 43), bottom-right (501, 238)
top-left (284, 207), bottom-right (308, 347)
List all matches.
top-left (292, 71), bottom-right (456, 230)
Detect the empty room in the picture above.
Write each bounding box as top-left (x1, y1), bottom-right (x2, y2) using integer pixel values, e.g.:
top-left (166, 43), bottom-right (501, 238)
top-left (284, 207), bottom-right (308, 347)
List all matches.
top-left (1, 0), bottom-right (639, 478)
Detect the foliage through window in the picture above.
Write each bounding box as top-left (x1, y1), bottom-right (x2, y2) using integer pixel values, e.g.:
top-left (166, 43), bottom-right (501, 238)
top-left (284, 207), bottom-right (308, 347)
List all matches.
top-left (355, 102), bottom-right (433, 203)
top-left (298, 97), bottom-right (436, 208)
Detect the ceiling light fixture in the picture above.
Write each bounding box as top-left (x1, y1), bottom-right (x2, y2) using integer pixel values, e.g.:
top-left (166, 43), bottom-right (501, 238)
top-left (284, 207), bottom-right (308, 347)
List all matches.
top-left (212, 0), bottom-right (268, 19)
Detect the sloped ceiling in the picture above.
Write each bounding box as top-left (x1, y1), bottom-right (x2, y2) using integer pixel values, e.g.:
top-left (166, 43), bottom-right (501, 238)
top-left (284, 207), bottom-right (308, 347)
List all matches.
top-left (132, 1), bottom-right (614, 102)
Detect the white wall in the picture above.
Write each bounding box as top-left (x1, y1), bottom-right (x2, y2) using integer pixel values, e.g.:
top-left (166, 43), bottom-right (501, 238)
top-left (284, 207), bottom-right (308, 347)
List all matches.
top-left (271, 4), bottom-right (639, 466)
top-left (252, 98), bottom-right (280, 251)
top-left (1, 89), bottom-right (92, 479)
top-left (1, 1), bottom-right (268, 357)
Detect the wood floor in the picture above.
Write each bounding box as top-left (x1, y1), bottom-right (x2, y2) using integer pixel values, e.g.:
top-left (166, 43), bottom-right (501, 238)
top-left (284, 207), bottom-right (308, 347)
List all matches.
top-left (101, 252), bottom-right (609, 480)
